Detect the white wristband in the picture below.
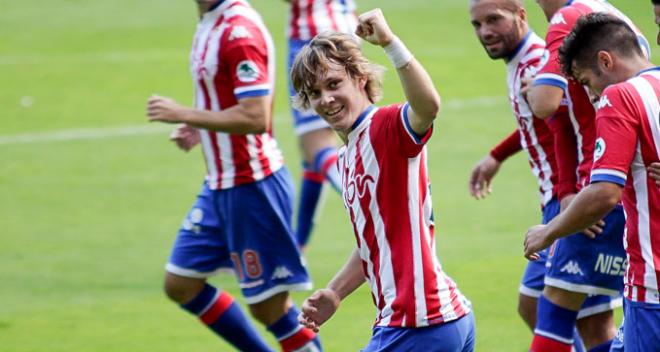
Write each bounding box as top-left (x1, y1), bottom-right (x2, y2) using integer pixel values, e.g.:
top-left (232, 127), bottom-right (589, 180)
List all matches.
top-left (383, 37), bottom-right (413, 69)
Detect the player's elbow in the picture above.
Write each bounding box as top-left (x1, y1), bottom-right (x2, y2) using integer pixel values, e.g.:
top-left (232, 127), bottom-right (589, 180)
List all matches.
top-left (240, 97), bottom-right (270, 134)
top-left (415, 93), bottom-right (441, 122)
top-left (529, 100), bottom-right (556, 120)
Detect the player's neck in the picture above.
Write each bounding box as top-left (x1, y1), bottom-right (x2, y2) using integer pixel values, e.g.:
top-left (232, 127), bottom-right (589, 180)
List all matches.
top-left (197, 0), bottom-right (224, 17)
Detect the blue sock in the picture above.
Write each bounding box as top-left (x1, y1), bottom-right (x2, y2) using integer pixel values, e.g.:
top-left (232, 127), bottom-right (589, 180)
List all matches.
top-left (313, 147), bottom-right (341, 192)
top-left (267, 306), bottom-right (322, 352)
top-left (296, 164), bottom-right (325, 248)
top-left (181, 284), bottom-right (272, 352)
top-left (588, 339), bottom-right (612, 352)
top-left (531, 295), bottom-right (579, 351)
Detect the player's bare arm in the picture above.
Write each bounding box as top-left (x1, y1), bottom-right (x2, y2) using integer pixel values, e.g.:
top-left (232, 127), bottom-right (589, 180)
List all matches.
top-left (527, 84), bottom-right (563, 119)
top-left (299, 248), bottom-right (365, 332)
top-left (524, 182), bottom-right (622, 259)
top-left (355, 9), bottom-right (440, 135)
top-left (648, 162), bottom-right (660, 185)
top-left (146, 94), bottom-right (272, 134)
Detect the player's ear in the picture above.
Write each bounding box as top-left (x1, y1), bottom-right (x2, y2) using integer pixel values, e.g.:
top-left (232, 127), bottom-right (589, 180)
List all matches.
top-left (597, 51), bottom-right (613, 70)
top-left (358, 75), bottom-right (367, 89)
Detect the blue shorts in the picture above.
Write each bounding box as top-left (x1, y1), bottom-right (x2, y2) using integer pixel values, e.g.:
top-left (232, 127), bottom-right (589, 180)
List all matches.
top-left (544, 204), bottom-right (626, 296)
top-left (288, 38), bottom-right (330, 136)
top-left (166, 168), bottom-right (312, 304)
top-left (621, 299), bottom-right (660, 351)
top-left (362, 312), bottom-right (476, 352)
top-left (520, 198), bottom-right (622, 317)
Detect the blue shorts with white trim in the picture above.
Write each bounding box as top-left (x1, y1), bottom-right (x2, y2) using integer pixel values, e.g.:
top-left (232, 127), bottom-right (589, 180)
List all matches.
top-left (166, 168), bottom-right (312, 304)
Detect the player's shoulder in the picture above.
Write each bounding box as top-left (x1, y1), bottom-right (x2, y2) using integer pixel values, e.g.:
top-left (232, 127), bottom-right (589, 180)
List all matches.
top-left (596, 82), bottom-right (635, 115)
top-left (221, 6), bottom-right (269, 46)
top-left (547, 5), bottom-right (582, 33)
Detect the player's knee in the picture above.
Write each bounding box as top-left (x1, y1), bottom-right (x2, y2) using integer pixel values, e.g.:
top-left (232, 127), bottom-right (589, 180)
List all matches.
top-left (577, 311), bottom-right (616, 347)
top-left (248, 292), bottom-right (291, 326)
top-left (163, 273), bottom-right (205, 304)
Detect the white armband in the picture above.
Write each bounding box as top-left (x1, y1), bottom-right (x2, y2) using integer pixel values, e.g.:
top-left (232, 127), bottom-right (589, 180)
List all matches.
top-left (383, 37), bottom-right (414, 69)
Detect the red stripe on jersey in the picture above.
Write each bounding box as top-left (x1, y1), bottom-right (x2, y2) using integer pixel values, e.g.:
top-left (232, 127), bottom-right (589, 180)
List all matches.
top-left (230, 135), bottom-right (253, 185)
top-left (352, 130), bottom-right (387, 323)
top-left (305, 2), bottom-right (318, 38)
top-left (200, 291), bottom-right (234, 325)
top-left (290, 0), bottom-right (301, 39)
top-left (325, 0), bottom-right (339, 32)
top-left (370, 130), bottom-right (416, 327)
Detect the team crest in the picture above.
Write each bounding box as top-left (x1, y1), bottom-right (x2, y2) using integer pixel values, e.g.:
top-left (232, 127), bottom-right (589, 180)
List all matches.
top-left (596, 95), bottom-right (612, 110)
top-left (236, 60), bottom-right (260, 83)
top-left (594, 137), bottom-right (606, 161)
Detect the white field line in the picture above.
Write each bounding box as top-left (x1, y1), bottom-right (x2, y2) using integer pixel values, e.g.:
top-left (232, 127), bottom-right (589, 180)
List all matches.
top-left (0, 96), bottom-right (505, 146)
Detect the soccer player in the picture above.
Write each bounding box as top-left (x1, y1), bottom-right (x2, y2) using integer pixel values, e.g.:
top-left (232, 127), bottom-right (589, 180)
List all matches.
top-left (468, 1), bottom-right (619, 350)
top-left (654, 0), bottom-right (660, 45)
top-left (524, 1), bottom-right (649, 351)
top-left (284, 0), bottom-right (358, 250)
top-left (524, 13), bottom-right (660, 351)
top-left (291, 9), bottom-right (475, 351)
top-left (145, 1), bottom-right (321, 351)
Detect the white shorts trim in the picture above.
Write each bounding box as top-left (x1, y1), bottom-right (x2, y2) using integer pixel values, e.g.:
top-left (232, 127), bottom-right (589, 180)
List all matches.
top-left (165, 263), bottom-right (234, 279)
top-left (519, 284), bottom-right (543, 298)
top-left (244, 282), bottom-right (314, 304)
top-left (534, 329), bottom-right (574, 345)
top-left (577, 296), bottom-right (623, 319)
top-left (544, 277), bottom-right (620, 296)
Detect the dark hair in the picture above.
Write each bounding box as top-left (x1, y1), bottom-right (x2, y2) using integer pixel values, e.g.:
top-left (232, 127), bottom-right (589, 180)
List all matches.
top-left (653, 0), bottom-right (660, 5)
top-left (559, 13), bottom-right (643, 78)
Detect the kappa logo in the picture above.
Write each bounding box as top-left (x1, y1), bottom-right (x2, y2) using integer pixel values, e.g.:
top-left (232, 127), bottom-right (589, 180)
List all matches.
top-left (236, 60), bottom-right (260, 83)
top-left (560, 261), bottom-right (584, 276)
top-left (594, 137), bottom-right (606, 161)
top-left (551, 13), bottom-right (566, 25)
top-left (228, 25), bottom-right (252, 41)
top-left (596, 95), bottom-right (612, 110)
top-left (271, 266), bottom-right (293, 280)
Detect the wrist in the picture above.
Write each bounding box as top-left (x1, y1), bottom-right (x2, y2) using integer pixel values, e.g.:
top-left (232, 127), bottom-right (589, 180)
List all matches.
top-left (383, 36), bottom-right (413, 69)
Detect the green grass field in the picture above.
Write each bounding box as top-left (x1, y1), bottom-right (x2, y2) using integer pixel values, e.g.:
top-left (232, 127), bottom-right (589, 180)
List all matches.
top-left (0, 0), bottom-right (656, 350)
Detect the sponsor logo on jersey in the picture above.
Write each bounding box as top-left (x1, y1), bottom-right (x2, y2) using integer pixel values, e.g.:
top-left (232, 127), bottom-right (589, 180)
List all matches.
top-left (271, 266), bottom-right (293, 280)
top-left (596, 95), bottom-right (613, 110)
top-left (594, 253), bottom-right (626, 276)
top-left (594, 137), bottom-right (606, 161)
top-left (228, 25), bottom-right (252, 41)
top-left (551, 13), bottom-right (566, 25)
top-left (236, 60), bottom-right (260, 83)
top-left (560, 260), bottom-right (584, 276)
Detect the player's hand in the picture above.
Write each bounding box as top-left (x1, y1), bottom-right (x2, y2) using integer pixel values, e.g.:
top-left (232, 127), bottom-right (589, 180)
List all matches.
top-left (146, 95), bottom-right (187, 124)
top-left (524, 224), bottom-right (553, 260)
top-left (355, 9), bottom-right (395, 47)
top-left (468, 155), bottom-right (501, 200)
top-left (582, 219), bottom-right (605, 239)
top-left (170, 124), bottom-right (200, 152)
top-left (298, 288), bottom-right (341, 332)
top-left (648, 162), bottom-right (660, 186)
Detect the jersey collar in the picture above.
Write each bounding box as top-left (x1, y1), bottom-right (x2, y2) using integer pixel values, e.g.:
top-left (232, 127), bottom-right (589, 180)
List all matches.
top-left (350, 105), bottom-right (376, 131)
top-left (506, 31), bottom-right (532, 63)
top-left (636, 66), bottom-right (660, 76)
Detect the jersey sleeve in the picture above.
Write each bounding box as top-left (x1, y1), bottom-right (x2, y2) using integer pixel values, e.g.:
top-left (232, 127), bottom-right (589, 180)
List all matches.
top-left (546, 107), bottom-right (579, 198)
top-left (590, 86), bottom-right (639, 186)
top-left (533, 8), bottom-right (580, 91)
top-left (490, 130), bottom-right (522, 162)
top-left (373, 103), bottom-right (433, 158)
top-left (221, 24), bottom-right (272, 100)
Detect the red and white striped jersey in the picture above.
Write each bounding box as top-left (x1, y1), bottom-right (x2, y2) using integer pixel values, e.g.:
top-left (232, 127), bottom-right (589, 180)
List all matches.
top-left (533, 0), bottom-right (650, 191)
top-left (506, 31), bottom-right (557, 206)
top-left (338, 104), bottom-right (471, 328)
top-left (591, 68), bottom-right (660, 304)
top-left (287, 0), bottom-right (358, 40)
top-left (190, 0), bottom-right (284, 190)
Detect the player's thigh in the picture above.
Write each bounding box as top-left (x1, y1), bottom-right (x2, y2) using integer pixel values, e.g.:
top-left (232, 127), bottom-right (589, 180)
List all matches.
top-left (219, 168), bottom-right (312, 304)
top-left (299, 128), bottom-right (338, 163)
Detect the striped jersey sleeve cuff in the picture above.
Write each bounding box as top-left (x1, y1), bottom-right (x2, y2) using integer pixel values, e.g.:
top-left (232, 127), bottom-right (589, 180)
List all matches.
top-left (234, 84), bottom-right (271, 99)
top-left (533, 73), bottom-right (567, 90)
top-left (590, 169), bottom-right (626, 186)
top-left (401, 102), bottom-right (432, 145)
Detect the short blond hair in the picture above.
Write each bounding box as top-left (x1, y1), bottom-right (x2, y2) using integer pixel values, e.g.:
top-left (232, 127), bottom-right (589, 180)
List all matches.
top-left (290, 32), bottom-right (385, 110)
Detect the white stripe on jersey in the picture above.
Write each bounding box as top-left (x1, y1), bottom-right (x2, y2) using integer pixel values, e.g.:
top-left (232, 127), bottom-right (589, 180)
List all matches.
top-left (218, 132), bottom-right (235, 189)
top-left (565, 87), bottom-right (585, 174)
top-left (408, 153), bottom-right (428, 326)
top-left (630, 76), bottom-right (660, 298)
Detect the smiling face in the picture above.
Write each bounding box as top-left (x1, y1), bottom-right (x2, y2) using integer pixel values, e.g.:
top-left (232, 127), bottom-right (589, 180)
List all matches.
top-left (306, 62), bottom-right (370, 134)
top-left (470, 0), bottom-right (527, 60)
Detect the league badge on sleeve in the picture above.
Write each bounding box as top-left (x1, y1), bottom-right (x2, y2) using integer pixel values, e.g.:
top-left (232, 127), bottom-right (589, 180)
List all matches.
top-left (594, 137), bottom-right (606, 161)
top-left (236, 60), bottom-right (260, 83)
